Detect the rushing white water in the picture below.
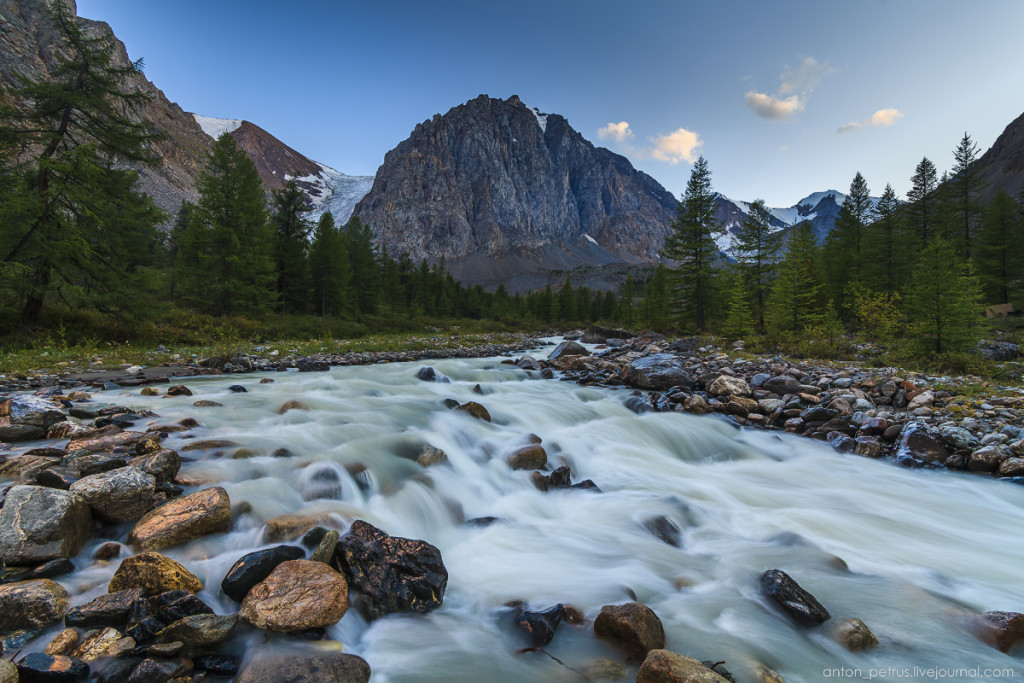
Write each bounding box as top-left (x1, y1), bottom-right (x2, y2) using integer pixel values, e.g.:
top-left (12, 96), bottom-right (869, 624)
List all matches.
top-left (49, 339), bottom-right (1024, 682)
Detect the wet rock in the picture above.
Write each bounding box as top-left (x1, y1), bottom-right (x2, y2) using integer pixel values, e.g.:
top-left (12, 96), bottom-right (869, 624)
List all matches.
top-left (9, 395), bottom-right (66, 429)
top-left (127, 486), bottom-right (231, 551)
top-left (72, 627), bottom-right (134, 661)
top-left (263, 512), bottom-right (339, 542)
top-left (310, 530), bottom-right (340, 564)
top-left (127, 657), bottom-right (190, 682)
top-left (194, 654), bottom-right (240, 677)
top-left (415, 366), bottom-right (440, 382)
top-left (180, 439), bottom-right (238, 452)
top-left (828, 433), bottom-right (856, 453)
top-left (517, 355), bottom-right (541, 371)
top-left (128, 449), bottom-right (180, 484)
top-left (582, 658), bottom-right (626, 681)
top-left (548, 341), bottom-right (589, 360)
top-left (17, 653), bottom-right (89, 682)
top-left (999, 457), bottom-right (1024, 477)
top-left (192, 399), bottom-right (222, 407)
top-left (165, 385), bottom-right (192, 397)
top-left (335, 519), bottom-right (447, 620)
top-left (593, 602), bottom-right (665, 660)
top-left (66, 589), bottom-right (144, 629)
top-left (0, 661), bottom-right (13, 683)
top-left (93, 543), bottom-right (123, 561)
top-left (0, 579), bottom-right (68, 631)
top-left (0, 424), bottom-right (47, 441)
top-left (45, 629), bottom-right (80, 656)
top-left (301, 463), bottom-right (344, 501)
top-left (0, 486), bottom-right (93, 563)
top-left (416, 445), bottom-right (448, 467)
top-left (455, 401), bottom-right (491, 422)
top-left (516, 604), bottom-right (564, 646)
top-left (637, 650), bottom-right (729, 683)
top-left (758, 569), bottom-right (830, 626)
top-left (240, 560), bottom-right (349, 632)
top-left (629, 354), bottom-right (694, 391)
top-left (683, 395), bottom-right (710, 414)
top-left (153, 614), bottom-right (237, 657)
top-left (278, 399), bottom-right (309, 414)
top-left (69, 468), bottom-right (156, 523)
top-left (221, 545), bottom-right (306, 602)
top-left (968, 445), bottom-right (1008, 473)
top-left (507, 444), bottom-right (547, 470)
top-left (831, 617), bottom-right (878, 651)
top-left (728, 396), bottom-right (759, 417)
top-left (235, 649), bottom-right (370, 683)
top-left (709, 375), bottom-right (751, 398)
top-left (763, 375), bottom-right (801, 395)
top-left (108, 552), bottom-right (203, 596)
top-left (976, 611), bottom-right (1024, 652)
top-left (35, 467), bottom-right (80, 490)
top-left (895, 422), bottom-right (948, 467)
top-left (66, 431), bottom-right (148, 453)
top-left (853, 437), bottom-right (882, 458)
top-left (642, 515), bottom-right (681, 547)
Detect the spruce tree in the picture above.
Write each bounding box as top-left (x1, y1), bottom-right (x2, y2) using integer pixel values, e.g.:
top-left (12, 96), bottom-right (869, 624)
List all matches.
top-left (865, 184), bottom-right (902, 291)
top-left (270, 179), bottom-right (312, 314)
top-left (640, 263), bottom-right (671, 330)
top-left (308, 212), bottom-right (352, 316)
top-left (661, 156), bottom-right (721, 331)
top-left (722, 267), bottom-right (754, 339)
top-left (618, 274), bottom-right (636, 326)
top-left (767, 221), bottom-right (826, 334)
top-left (344, 217), bottom-right (378, 314)
top-left (731, 198), bottom-right (782, 332)
top-left (977, 190), bottom-right (1022, 305)
top-left (951, 133), bottom-right (984, 260)
top-left (558, 276), bottom-right (577, 321)
top-left (905, 238), bottom-right (983, 354)
top-left (0, 0), bottom-right (163, 326)
top-left (907, 157), bottom-right (938, 248)
top-left (823, 173), bottom-right (874, 313)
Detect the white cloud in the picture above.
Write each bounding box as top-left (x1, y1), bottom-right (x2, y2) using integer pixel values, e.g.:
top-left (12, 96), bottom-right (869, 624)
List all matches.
top-left (597, 121), bottom-right (634, 143)
top-left (746, 56), bottom-right (832, 121)
top-left (837, 108), bottom-right (905, 133)
top-left (648, 128), bottom-right (702, 165)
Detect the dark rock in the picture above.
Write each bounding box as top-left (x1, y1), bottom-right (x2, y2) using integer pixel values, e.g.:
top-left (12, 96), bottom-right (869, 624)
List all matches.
top-left (165, 385), bottom-right (192, 397)
top-left (977, 611), bottom-right (1024, 652)
top-left (465, 516), bottom-right (501, 527)
top-left (126, 657), bottom-right (190, 683)
top-left (1, 627), bottom-right (42, 655)
top-left (0, 424), bottom-right (47, 441)
top-left (0, 579), bottom-right (68, 631)
top-left (828, 432), bottom-right (856, 453)
top-left (517, 604), bottom-right (564, 646)
top-left (831, 617), bottom-right (879, 651)
top-left (221, 545), bottom-right (306, 602)
top-left (593, 602), bottom-right (665, 660)
top-left (0, 486), bottom-right (93, 564)
top-left (23, 558), bottom-right (75, 581)
top-left (335, 519), bottom-right (447, 620)
top-left (507, 444), bottom-right (547, 470)
top-left (153, 613), bottom-right (237, 657)
top-left (758, 569), bottom-right (831, 626)
top-left (35, 468), bottom-right (80, 490)
top-left (548, 341), bottom-right (589, 360)
top-left (637, 651), bottom-right (729, 683)
top-left (17, 653), bottom-right (89, 682)
top-left (66, 589), bottom-right (144, 629)
top-left (93, 543), bottom-right (122, 561)
top-left (414, 367), bottom-right (441, 382)
top-left (517, 355), bottom-right (541, 371)
top-left (236, 649), bottom-right (370, 683)
top-left (642, 516), bottom-right (681, 547)
top-left (582, 326), bottom-right (633, 344)
top-left (896, 422), bottom-right (949, 467)
top-left (194, 654), bottom-right (240, 677)
top-left (629, 354), bottom-right (694, 391)
top-left (227, 385), bottom-right (247, 393)
top-left (763, 375), bottom-right (801, 395)
top-left (455, 402), bottom-right (491, 422)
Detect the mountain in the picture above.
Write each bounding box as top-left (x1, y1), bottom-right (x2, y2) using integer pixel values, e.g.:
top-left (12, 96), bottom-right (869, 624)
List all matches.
top-left (351, 94), bottom-right (677, 290)
top-left (976, 110), bottom-right (1024, 200)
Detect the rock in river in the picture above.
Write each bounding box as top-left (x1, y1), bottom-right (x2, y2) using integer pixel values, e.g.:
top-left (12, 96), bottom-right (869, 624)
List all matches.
top-left (16, 653), bottom-right (89, 682)
top-left (759, 569), bottom-right (831, 626)
top-left (636, 650), bottom-right (729, 683)
top-left (108, 552), bottom-right (203, 596)
top-left (593, 602), bottom-right (666, 660)
top-left (221, 545), bottom-right (306, 602)
top-left (629, 354), bottom-right (694, 391)
top-left (68, 467), bottom-right (156, 523)
top-left (0, 579), bottom-right (68, 631)
top-left (127, 486), bottom-right (231, 551)
top-left (236, 649), bottom-right (370, 683)
top-left (240, 560), bottom-right (349, 632)
top-left (0, 485), bottom-right (93, 564)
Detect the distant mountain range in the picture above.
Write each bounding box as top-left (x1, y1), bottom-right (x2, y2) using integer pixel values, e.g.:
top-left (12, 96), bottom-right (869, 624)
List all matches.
top-left (4, 0), bottom-right (1023, 291)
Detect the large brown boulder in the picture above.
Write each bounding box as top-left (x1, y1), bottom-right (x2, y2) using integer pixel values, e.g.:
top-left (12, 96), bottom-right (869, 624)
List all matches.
top-left (0, 485), bottom-right (93, 563)
top-left (507, 444), bottom-right (547, 470)
top-left (637, 650), bottom-right (729, 683)
top-left (240, 560), bottom-right (349, 632)
top-left (129, 448), bottom-right (181, 484)
top-left (69, 467), bottom-right (156, 523)
top-left (335, 520), bottom-right (447, 620)
top-left (0, 579), bottom-right (69, 631)
top-left (108, 552), bottom-right (203, 596)
top-left (127, 487), bottom-right (231, 551)
top-left (593, 602), bottom-right (665, 660)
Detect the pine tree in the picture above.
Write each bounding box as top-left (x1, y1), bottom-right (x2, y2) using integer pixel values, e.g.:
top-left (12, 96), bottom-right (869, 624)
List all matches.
top-left (907, 157), bottom-right (938, 248)
top-left (823, 173), bottom-right (874, 313)
top-left (270, 179), bottom-right (312, 315)
top-left (722, 267), bottom-right (754, 339)
top-left (308, 212), bottom-right (352, 317)
top-left (0, 0), bottom-right (164, 326)
top-left (174, 133), bottom-right (274, 315)
top-left (951, 133), bottom-right (984, 259)
top-left (977, 190), bottom-right (1022, 305)
top-left (864, 184), bottom-right (902, 291)
top-left (731, 198), bottom-right (782, 332)
top-left (344, 217), bottom-right (378, 314)
top-left (905, 238), bottom-right (983, 354)
top-left (767, 221), bottom-right (826, 333)
top-left (661, 156), bottom-right (721, 331)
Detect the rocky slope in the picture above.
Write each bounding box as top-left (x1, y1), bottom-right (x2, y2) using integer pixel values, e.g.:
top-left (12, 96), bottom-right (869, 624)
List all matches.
top-left (976, 110), bottom-right (1024, 201)
top-left (352, 95), bottom-right (677, 289)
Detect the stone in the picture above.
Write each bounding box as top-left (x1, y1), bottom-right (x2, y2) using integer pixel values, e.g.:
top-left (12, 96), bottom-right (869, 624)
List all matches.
top-left (16, 653), bottom-right (89, 682)
top-left (236, 650), bottom-right (370, 683)
top-left (66, 589), bottom-right (144, 629)
top-left (548, 341), bottom-right (589, 360)
top-left (240, 560), bottom-right (349, 632)
top-left (906, 390), bottom-right (934, 411)
top-left (0, 579), bottom-right (68, 631)
top-left (642, 515), bottom-right (681, 547)
top-left (0, 661), bottom-right (14, 683)
top-left (180, 439), bottom-right (238, 452)
top-left (416, 445), bottom-right (448, 467)
top-left (153, 614), bottom-right (237, 657)
top-left (968, 445), bottom-right (1007, 473)
top-left (708, 374), bottom-right (751, 397)
top-left (414, 366), bottom-right (443, 382)
top-left (507, 444), bottom-right (547, 470)
top-left (593, 602), bottom-right (665, 660)
top-left (127, 657), bottom-right (191, 682)
top-left (763, 375), bottom-right (801, 395)
top-left (999, 458), bottom-right (1024, 477)
top-left (127, 486), bottom-right (231, 551)
top-left (65, 430), bottom-right (148, 453)
top-left (335, 519), bottom-right (447, 620)
top-left (455, 401), bottom-right (491, 421)
top-left (582, 659), bottom-right (626, 681)
top-left (45, 629), bottom-right (80, 656)
top-left (516, 604), bottom-right (564, 647)
top-left (128, 449), bottom-right (181, 484)
top-left (683, 395), bottom-right (710, 414)
top-left (636, 650), bottom-right (729, 683)
top-left (166, 385), bottom-right (192, 396)
top-left (727, 396), bottom-right (759, 417)
top-left (0, 454), bottom-right (56, 478)
top-left (517, 355), bottom-right (541, 371)
top-left (8, 395), bottom-right (66, 429)
top-left (192, 399), bottom-right (223, 407)
top-left (264, 512), bottom-right (339, 542)
top-left (895, 422), bottom-right (948, 467)
top-left (0, 424), bottom-right (47, 441)
top-left (0, 486), bottom-right (93, 563)
top-left (976, 611), bottom-right (1024, 652)
top-left (221, 545), bottom-right (307, 602)
top-left (72, 627), bottom-right (134, 661)
top-left (629, 354), bottom-right (695, 391)
top-left (69, 467), bottom-right (156, 523)
top-left (758, 569), bottom-right (830, 626)
top-left (278, 399), bottom-right (309, 414)
top-left (194, 654), bottom-right (240, 677)
top-left (108, 552), bottom-right (203, 596)
top-left (831, 617), bottom-right (878, 651)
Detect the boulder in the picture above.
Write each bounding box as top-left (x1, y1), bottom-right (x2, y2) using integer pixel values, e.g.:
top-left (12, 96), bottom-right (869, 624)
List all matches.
top-left (8, 395), bottom-right (66, 429)
top-left (516, 604), bottom-right (564, 647)
top-left (335, 519), bottom-right (447, 620)
top-left (108, 552), bottom-right (203, 596)
top-left (65, 430), bottom-right (148, 453)
top-left (154, 614), bottom-right (237, 657)
top-left (69, 467), bottom-right (156, 523)
top-left (548, 341), bottom-right (589, 360)
top-left (593, 602), bottom-right (665, 660)
top-left (16, 653), bottom-right (89, 682)
top-left (0, 661), bottom-right (14, 683)
top-left (0, 579), bottom-right (68, 631)
top-left (940, 426), bottom-right (978, 451)
top-left (455, 401), bottom-right (491, 422)
top-left (895, 422), bottom-right (948, 467)
top-left (582, 325), bottom-right (631, 344)
top-left (999, 458), bottom-right (1024, 477)
top-left (414, 366), bottom-right (440, 382)
top-left (831, 617), bottom-right (878, 651)
top-left (128, 449), bottom-right (181, 484)
top-left (763, 375), bottom-right (801, 395)
top-left (0, 424), bottom-right (47, 442)
top-left (976, 611), bottom-right (1024, 652)
top-left (71, 626), bottom-right (134, 661)
top-left (629, 354), bottom-right (695, 391)
top-left (968, 445), bottom-right (1008, 473)
top-left (517, 355), bottom-right (541, 371)
top-left (44, 629), bottom-right (80, 656)
top-left (708, 375), bottom-right (751, 398)
top-left (759, 569), bottom-right (830, 626)
top-left (127, 486), bottom-right (231, 551)
top-left (66, 589), bottom-right (144, 629)
top-left (636, 650), bottom-right (729, 683)
top-left (507, 444), bottom-right (547, 470)
top-left (236, 649), bottom-right (370, 683)
top-left (166, 385), bottom-right (193, 396)
top-left (240, 560), bottom-right (349, 632)
top-left (0, 486), bottom-right (93, 563)
top-left (221, 545), bottom-right (306, 602)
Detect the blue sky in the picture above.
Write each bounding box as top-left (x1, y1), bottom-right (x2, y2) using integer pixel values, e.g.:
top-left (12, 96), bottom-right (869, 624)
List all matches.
top-left (78, 0), bottom-right (1024, 206)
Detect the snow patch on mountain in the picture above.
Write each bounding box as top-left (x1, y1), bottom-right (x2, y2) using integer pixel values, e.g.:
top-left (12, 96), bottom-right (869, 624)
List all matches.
top-left (529, 106), bottom-right (548, 133)
top-left (192, 114), bottom-right (243, 139)
top-left (304, 163), bottom-right (375, 224)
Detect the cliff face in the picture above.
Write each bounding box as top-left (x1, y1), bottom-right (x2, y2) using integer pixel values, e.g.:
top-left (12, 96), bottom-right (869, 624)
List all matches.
top-left (352, 95), bottom-right (677, 287)
top-left (976, 111), bottom-right (1024, 200)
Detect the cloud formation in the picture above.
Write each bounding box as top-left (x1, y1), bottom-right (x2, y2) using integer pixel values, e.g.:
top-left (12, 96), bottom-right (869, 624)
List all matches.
top-left (597, 121), bottom-right (634, 143)
top-left (837, 108), bottom-right (904, 133)
top-left (649, 128), bottom-right (702, 165)
top-left (746, 56), bottom-right (832, 120)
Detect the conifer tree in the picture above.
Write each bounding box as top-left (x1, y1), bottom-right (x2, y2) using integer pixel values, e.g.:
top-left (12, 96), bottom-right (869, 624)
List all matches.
top-left (270, 179), bottom-right (311, 314)
top-left (618, 274), bottom-right (636, 326)
top-left (907, 157), bottom-right (938, 248)
top-left (905, 238), bottom-right (983, 354)
top-left (640, 264), bottom-right (671, 330)
top-left (662, 156), bottom-right (721, 331)
top-left (951, 133), bottom-right (984, 259)
top-left (722, 267), bottom-right (754, 339)
top-left (558, 276), bottom-right (576, 321)
top-left (0, 0), bottom-right (163, 326)
top-left (731, 198), bottom-right (782, 332)
top-left (823, 173), bottom-right (874, 313)
top-left (308, 212), bottom-right (352, 316)
top-left (767, 221), bottom-right (826, 333)
top-left (977, 190), bottom-right (1022, 305)
top-left (344, 217), bottom-right (379, 314)
top-left (865, 184), bottom-right (902, 291)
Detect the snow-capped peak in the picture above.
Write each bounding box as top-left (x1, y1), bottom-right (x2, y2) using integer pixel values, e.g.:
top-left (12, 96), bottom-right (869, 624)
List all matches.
top-left (192, 114), bottom-right (243, 140)
top-left (529, 106), bottom-right (548, 133)
top-left (796, 189), bottom-right (844, 208)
